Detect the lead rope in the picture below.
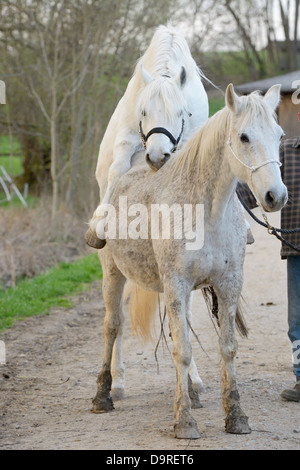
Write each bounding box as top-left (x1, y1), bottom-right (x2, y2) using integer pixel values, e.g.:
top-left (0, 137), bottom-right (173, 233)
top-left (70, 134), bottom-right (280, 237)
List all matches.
top-left (227, 125), bottom-right (300, 253)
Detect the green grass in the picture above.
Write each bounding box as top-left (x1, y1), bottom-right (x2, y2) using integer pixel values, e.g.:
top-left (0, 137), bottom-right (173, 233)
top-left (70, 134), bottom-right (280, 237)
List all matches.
top-left (0, 135), bottom-right (22, 177)
top-left (209, 97), bottom-right (225, 117)
top-left (0, 253), bottom-right (102, 331)
top-left (0, 193), bottom-right (39, 208)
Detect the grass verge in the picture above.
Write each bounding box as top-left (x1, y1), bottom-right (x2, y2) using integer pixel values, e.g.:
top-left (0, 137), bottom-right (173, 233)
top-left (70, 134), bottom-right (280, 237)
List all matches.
top-left (0, 253), bottom-right (102, 331)
top-left (0, 135), bottom-right (22, 177)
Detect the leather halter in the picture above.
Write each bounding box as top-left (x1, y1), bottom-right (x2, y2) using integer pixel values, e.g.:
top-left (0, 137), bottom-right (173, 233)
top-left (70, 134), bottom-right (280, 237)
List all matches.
top-left (139, 118), bottom-right (185, 153)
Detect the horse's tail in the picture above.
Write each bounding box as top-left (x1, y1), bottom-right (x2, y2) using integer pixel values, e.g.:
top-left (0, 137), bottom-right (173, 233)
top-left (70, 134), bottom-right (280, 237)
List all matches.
top-left (201, 287), bottom-right (249, 338)
top-left (124, 282), bottom-right (158, 342)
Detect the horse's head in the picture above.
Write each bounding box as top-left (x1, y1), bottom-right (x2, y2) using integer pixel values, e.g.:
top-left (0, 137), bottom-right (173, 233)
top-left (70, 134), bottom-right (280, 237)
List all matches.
top-left (226, 83), bottom-right (288, 212)
top-left (137, 65), bottom-right (191, 171)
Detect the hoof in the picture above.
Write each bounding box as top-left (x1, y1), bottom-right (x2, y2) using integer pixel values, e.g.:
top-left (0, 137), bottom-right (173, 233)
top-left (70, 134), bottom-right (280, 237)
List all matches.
top-left (246, 228), bottom-right (255, 245)
top-left (191, 398), bottom-right (203, 410)
top-left (225, 414), bottom-right (251, 434)
top-left (174, 422), bottom-right (201, 440)
top-left (188, 375), bottom-right (204, 409)
top-left (85, 227), bottom-right (106, 249)
top-left (91, 396), bottom-right (114, 413)
top-left (189, 389), bottom-right (203, 409)
top-left (111, 387), bottom-right (125, 401)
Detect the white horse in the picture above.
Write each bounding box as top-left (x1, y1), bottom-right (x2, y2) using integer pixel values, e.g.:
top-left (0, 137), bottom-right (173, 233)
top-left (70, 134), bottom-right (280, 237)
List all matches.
top-left (91, 83), bottom-right (287, 439)
top-left (85, 25), bottom-right (209, 249)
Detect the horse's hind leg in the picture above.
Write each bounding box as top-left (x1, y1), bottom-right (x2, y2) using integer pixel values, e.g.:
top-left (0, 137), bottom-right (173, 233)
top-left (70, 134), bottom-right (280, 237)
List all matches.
top-left (215, 283), bottom-right (251, 434)
top-left (111, 323), bottom-right (125, 400)
top-left (187, 293), bottom-right (205, 404)
top-left (92, 254), bottom-right (126, 413)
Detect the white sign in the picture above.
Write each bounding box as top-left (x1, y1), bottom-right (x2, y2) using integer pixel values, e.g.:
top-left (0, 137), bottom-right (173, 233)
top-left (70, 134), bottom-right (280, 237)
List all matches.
top-left (0, 80), bottom-right (5, 104)
top-left (292, 80), bottom-right (300, 105)
top-left (0, 341), bottom-right (6, 365)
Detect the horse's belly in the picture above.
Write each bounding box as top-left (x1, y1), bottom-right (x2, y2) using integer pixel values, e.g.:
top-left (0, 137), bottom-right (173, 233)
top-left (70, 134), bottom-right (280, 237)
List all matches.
top-left (108, 240), bottom-right (163, 292)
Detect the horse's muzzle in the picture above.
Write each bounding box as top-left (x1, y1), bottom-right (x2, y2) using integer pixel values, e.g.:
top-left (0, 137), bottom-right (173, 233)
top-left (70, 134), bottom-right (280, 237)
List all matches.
top-left (146, 153), bottom-right (171, 171)
top-left (263, 187), bottom-right (288, 212)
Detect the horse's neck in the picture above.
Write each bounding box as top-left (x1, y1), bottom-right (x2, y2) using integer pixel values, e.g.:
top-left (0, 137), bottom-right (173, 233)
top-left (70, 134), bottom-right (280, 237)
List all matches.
top-left (178, 116), bottom-right (237, 222)
top-left (208, 148), bottom-right (237, 222)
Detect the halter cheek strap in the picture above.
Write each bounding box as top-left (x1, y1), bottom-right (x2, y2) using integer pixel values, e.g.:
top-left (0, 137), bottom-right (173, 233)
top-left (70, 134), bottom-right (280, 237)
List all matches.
top-left (139, 118), bottom-right (185, 153)
top-left (227, 134), bottom-right (282, 174)
top-left (227, 125), bottom-right (282, 218)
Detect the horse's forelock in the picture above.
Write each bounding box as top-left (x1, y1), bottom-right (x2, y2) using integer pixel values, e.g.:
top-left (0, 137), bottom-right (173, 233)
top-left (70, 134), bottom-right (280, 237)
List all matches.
top-left (137, 77), bottom-right (188, 122)
top-left (236, 92), bottom-right (278, 133)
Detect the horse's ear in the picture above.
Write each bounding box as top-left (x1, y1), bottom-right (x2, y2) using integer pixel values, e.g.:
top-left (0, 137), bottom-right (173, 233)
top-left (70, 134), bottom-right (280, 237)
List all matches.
top-left (175, 66), bottom-right (187, 88)
top-left (264, 84), bottom-right (281, 111)
top-left (226, 83), bottom-right (240, 113)
top-left (141, 65), bottom-right (154, 85)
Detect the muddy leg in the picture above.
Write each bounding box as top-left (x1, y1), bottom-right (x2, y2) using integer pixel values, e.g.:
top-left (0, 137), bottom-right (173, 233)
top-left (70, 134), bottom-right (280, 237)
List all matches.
top-left (92, 255), bottom-right (126, 413)
top-left (85, 153), bottom-right (132, 249)
top-left (188, 374), bottom-right (203, 409)
top-left (111, 316), bottom-right (125, 401)
top-left (165, 282), bottom-right (200, 439)
top-left (187, 293), bottom-right (205, 406)
top-left (216, 285), bottom-right (251, 434)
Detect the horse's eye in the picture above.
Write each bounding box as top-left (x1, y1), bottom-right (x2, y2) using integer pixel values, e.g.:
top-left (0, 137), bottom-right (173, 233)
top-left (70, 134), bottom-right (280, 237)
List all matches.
top-left (240, 133), bottom-right (250, 143)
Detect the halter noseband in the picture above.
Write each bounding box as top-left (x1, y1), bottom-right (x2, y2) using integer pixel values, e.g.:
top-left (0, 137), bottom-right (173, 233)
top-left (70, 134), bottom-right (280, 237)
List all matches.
top-left (139, 118), bottom-right (185, 153)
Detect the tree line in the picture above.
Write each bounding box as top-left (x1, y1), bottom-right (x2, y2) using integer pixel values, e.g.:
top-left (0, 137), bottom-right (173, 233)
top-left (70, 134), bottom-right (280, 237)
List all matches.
top-left (0, 0), bottom-right (298, 223)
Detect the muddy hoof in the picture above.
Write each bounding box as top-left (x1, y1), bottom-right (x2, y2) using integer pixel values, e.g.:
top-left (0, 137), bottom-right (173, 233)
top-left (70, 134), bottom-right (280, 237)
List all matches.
top-left (174, 419), bottom-right (201, 439)
top-left (85, 227), bottom-right (106, 249)
top-left (189, 389), bottom-right (203, 409)
top-left (225, 414), bottom-right (251, 434)
top-left (91, 396), bottom-right (114, 413)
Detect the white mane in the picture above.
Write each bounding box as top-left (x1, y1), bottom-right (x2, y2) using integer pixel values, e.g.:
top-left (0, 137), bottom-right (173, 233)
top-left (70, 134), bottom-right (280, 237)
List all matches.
top-left (135, 25), bottom-right (199, 77)
top-left (170, 90), bottom-right (279, 179)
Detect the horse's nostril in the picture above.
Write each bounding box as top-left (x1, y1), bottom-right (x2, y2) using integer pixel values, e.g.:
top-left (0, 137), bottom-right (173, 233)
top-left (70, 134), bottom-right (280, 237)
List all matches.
top-left (145, 154), bottom-right (159, 171)
top-left (265, 191), bottom-right (276, 208)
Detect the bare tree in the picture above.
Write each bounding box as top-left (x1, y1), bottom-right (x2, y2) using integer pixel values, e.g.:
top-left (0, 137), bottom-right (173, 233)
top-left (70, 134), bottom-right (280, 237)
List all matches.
top-left (0, 0), bottom-right (179, 221)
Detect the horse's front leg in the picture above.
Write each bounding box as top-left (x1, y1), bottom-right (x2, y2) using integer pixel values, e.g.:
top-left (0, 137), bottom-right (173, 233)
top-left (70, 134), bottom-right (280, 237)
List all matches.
top-left (215, 282), bottom-right (251, 434)
top-left (165, 281), bottom-right (201, 439)
top-left (86, 141), bottom-right (136, 249)
top-left (92, 256), bottom-right (126, 413)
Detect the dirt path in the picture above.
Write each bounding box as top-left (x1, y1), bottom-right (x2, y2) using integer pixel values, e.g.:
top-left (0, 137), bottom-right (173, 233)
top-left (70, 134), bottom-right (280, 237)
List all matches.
top-left (1, 209), bottom-right (300, 450)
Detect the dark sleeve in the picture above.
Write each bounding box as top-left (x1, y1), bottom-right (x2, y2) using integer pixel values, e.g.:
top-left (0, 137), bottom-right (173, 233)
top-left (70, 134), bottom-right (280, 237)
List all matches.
top-left (236, 181), bottom-right (257, 209)
top-left (279, 142), bottom-right (284, 182)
